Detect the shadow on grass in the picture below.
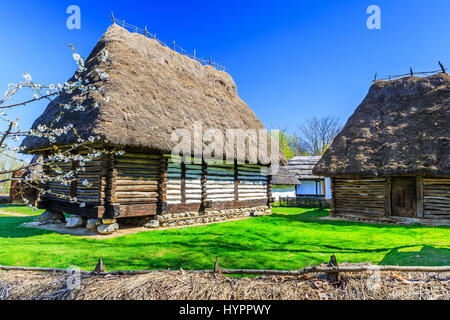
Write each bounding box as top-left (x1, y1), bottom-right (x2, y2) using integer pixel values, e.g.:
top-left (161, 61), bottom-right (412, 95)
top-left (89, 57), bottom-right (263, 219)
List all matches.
top-left (0, 216), bottom-right (53, 238)
top-left (270, 208), bottom-right (450, 230)
top-left (380, 245), bottom-right (450, 266)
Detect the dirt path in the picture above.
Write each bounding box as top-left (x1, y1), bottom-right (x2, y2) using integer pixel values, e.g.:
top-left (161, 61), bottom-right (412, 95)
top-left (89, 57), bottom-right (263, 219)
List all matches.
top-left (0, 209), bottom-right (31, 217)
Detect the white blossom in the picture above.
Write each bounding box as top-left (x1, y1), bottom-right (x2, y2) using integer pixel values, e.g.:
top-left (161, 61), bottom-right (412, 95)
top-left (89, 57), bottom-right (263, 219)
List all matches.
top-left (23, 73), bottom-right (32, 81)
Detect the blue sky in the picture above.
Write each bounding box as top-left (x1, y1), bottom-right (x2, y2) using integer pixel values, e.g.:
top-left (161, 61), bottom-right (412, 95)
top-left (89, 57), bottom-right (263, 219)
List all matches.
top-left (1, 0), bottom-right (449, 139)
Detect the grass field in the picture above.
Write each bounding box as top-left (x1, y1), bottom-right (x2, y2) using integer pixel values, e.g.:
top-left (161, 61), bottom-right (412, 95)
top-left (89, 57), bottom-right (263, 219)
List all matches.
top-left (0, 205), bottom-right (45, 216)
top-left (0, 205), bottom-right (448, 271)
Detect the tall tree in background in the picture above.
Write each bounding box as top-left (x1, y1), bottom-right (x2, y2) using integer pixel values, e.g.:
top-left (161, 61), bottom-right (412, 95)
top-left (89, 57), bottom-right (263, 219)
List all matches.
top-left (295, 116), bottom-right (342, 156)
top-left (270, 130), bottom-right (296, 160)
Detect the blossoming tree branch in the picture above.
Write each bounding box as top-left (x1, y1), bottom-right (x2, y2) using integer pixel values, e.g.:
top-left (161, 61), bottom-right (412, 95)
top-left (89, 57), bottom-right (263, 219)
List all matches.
top-left (0, 45), bottom-right (124, 210)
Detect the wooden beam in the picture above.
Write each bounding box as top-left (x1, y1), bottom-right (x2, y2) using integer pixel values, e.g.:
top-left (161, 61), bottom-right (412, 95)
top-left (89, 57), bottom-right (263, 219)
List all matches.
top-left (70, 160), bottom-right (78, 198)
top-left (234, 160), bottom-right (239, 201)
top-left (158, 155), bottom-right (168, 213)
top-left (416, 175), bottom-right (424, 218)
top-left (165, 198), bottom-right (267, 214)
top-left (385, 176), bottom-right (392, 216)
top-left (180, 161), bottom-right (186, 203)
top-left (267, 174), bottom-right (273, 207)
top-left (201, 160), bottom-right (207, 209)
top-left (330, 178), bottom-right (336, 215)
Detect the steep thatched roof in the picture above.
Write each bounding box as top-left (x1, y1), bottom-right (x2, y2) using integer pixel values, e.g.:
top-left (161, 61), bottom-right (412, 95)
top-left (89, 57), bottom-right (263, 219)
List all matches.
top-left (314, 73), bottom-right (450, 177)
top-left (21, 24), bottom-right (283, 164)
top-left (287, 156), bottom-right (325, 180)
top-left (272, 167), bottom-right (301, 185)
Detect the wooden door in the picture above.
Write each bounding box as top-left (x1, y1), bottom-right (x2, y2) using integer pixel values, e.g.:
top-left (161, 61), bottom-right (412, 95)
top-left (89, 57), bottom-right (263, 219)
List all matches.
top-left (391, 177), bottom-right (417, 217)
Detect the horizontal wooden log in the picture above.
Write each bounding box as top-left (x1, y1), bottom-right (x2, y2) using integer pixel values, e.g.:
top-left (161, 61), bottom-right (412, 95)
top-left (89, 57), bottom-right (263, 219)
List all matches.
top-left (113, 203), bottom-right (157, 217)
top-left (116, 180), bottom-right (158, 186)
top-left (115, 185), bottom-right (158, 192)
top-left (120, 152), bottom-right (161, 160)
top-left (2, 264), bottom-right (449, 276)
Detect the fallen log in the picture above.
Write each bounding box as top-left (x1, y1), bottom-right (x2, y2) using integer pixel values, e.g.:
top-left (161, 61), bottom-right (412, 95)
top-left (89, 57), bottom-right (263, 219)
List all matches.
top-left (1, 264), bottom-right (449, 276)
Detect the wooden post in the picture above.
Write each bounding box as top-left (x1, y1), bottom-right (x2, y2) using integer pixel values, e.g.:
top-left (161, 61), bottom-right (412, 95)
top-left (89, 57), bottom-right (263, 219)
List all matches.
top-left (234, 160), bottom-right (239, 201)
top-left (438, 61), bottom-right (446, 74)
top-left (181, 161), bottom-right (186, 203)
top-left (416, 175), bottom-right (424, 218)
top-left (158, 156), bottom-right (168, 213)
top-left (326, 255), bottom-right (340, 284)
top-left (99, 154), bottom-right (111, 207)
top-left (267, 172), bottom-right (273, 207)
top-left (70, 160), bottom-right (78, 199)
top-left (213, 256), bottom-right (221, 274)
top-left (385, 176), bottom-right (392, 216)
top-left (330, 178), bottom-right (336, 215)
top-left (201, 160), bottom-right (208, 210)
top-left (94, 258), bottom-right (105, 273)
top-left (107, 154), bottom-right (118, 216)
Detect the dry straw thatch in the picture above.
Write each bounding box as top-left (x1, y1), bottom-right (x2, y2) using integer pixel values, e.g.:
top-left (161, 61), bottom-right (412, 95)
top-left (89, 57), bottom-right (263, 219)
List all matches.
top-left (21, 24), bottom-right (282, 164)
top-left (314, 73), bottom-right (450, 177)
top-left (0, 268), bottom-right (448, 300)
top-left (272, 166), bottom-right (301, 185)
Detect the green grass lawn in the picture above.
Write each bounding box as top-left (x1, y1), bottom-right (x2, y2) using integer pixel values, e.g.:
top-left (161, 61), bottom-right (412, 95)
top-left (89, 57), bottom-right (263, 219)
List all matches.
top-left (0, 206), bottom-right (448, 271)
top-left (0, 205), bottom-right (44, 216)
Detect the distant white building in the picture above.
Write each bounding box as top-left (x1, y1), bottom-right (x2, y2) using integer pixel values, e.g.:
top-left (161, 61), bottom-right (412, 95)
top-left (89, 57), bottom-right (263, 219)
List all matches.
top-left (271, 167), bottom-right (301, 201)
top-left (287, 156), bottom-right (331, 199)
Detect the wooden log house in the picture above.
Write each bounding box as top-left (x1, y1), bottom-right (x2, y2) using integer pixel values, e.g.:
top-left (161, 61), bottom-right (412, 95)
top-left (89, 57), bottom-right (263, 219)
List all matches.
top-left (20, 24), bottom-right (282, 224)
top-left (313, 73), bottom-right (450, 225)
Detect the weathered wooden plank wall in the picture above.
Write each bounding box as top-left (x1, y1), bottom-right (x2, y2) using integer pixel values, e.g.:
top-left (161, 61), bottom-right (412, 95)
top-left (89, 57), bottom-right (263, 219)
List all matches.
top-left (46, 160), bottom-right (76, 201)
top-left (166, 157), bottom-right (182, 204)
top-left (237, 164), bottom-right (268, 200)
top-left (423, 178), bottom-right (450, 218)
top-left (333, 178), bottom-right (386, 216)
top-left (113, 152), bottom-right (160, 205)
top-left (206, 163), bottom-right (235, 202)
top-left (185, 163), bottom-right (202, 203)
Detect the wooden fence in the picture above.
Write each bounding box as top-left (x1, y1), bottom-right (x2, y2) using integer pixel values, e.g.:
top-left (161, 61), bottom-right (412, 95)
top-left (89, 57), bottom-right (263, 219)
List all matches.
top-left (1, 256), bottom-right (449, 278)
top-left (278, 195), bottom-right (328, 209)
top-left (110, 13), bottom-right (226, 71)
top-left (373, 62), bottom-right (447, 82)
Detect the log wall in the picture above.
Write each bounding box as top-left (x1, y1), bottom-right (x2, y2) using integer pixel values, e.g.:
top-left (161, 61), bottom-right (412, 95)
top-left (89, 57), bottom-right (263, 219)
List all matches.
top-left (46, 160), bottom-right (73, 201)
top-left (76, 160), bottom-right (103, 204)
top-left (333, 178), bottom-right (386, 216)
top-left (43, 151), bottom-right (272, 219)
top-left (166, 157), bottom-right (182, 204)
top-left (237, 164), bottom-right (268, 200)
top-left (423, 178), bottom-right (450, 219)
top-left (185, 163), bottom-right (202, 203)
top-left (206, 163), bottom-right (235, 202)
top-left (113, 153), bottom-right (160, 205)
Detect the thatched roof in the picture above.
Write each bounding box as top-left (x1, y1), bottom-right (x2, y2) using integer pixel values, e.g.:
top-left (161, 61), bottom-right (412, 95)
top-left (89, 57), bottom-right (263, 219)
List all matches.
top-left (21, 24), bottom-right (283, 164)
top-left (287, 156), bottom-right (325, 180)
top-left (314, 73), bottom-right (450, 177)
top-left (272, 166), bottom-right (301, 185)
